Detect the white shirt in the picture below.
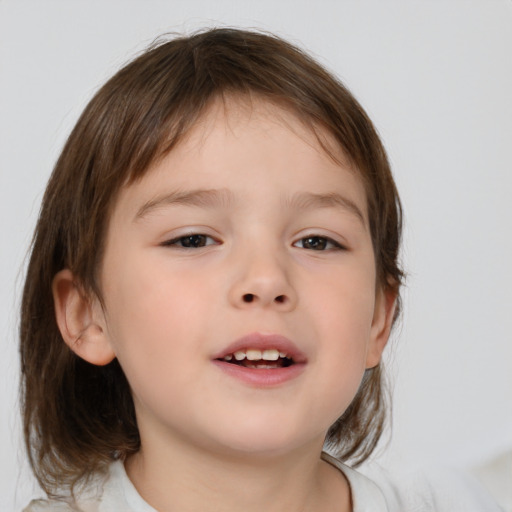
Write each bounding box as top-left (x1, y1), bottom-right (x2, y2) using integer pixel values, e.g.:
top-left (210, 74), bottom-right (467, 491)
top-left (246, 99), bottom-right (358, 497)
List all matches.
top-left (23, 453), bottom-right (503, 512)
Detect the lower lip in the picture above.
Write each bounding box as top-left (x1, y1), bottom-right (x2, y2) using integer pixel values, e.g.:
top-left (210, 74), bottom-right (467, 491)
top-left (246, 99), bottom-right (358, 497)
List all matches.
top-left (212, 360), bottom-right (306, 387)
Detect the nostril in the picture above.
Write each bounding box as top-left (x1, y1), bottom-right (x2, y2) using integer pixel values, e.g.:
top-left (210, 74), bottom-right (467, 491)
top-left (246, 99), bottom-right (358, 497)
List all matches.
top-left (241, 294), bottom-right (288, 305)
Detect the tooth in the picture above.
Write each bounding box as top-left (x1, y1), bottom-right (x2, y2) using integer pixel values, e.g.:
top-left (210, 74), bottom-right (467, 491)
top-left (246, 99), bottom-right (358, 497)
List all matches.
top-left (246, 364), bottom-right (275, 369)
top-left (234, 351), bottom-right (246, 361)
top-left (262, 349), bottom-right (279, 361)
top-left (224, 354), bottom-right (233, 361)
top-left (279, 351), bottom-right (288, 358)
top-left (246, 349), bottom-right (262, 361)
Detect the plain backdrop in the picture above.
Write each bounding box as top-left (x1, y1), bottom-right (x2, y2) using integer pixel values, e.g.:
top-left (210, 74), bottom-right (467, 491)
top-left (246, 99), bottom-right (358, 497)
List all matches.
top-left (1, 1), bottom-right (511, 510)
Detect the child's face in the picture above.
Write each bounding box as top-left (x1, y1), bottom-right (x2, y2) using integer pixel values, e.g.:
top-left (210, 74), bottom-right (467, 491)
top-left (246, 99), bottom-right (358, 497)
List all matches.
top-left (94, 98), bottom-right (392, 458)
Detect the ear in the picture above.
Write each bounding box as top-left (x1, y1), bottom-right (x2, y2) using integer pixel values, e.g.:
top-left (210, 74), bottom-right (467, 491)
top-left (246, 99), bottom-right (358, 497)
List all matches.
top-left (52, 269), bottom-right (116, 366)
top-left (366, 287), bottom-right (397, 369)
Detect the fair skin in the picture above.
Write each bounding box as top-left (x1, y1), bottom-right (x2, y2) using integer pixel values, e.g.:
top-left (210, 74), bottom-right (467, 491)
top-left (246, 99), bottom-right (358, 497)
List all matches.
top-left (53, 98), bottom-right (396, 512)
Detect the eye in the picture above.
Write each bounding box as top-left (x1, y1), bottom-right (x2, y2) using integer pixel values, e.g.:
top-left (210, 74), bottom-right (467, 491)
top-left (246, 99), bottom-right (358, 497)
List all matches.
top-left (293, 235), bottom-right (344, 251)
top-left (162, 234), bottom-right (218, 249)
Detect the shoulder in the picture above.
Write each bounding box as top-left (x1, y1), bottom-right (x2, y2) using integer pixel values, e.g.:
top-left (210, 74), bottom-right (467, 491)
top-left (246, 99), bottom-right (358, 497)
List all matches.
top-left (22, 460), bottom-right (155, 512)
top-left (22, 500), bottom-right (75, 512)
top-left (21, 467), bottom-right (108, 512)
top-left (22, 498), bottom-right (100, 512)
top-left (322, 452), bottom-right (393, 511)
top-left (364, 463), bottom-right (504, 512)
top-left (22, 497), bottom-right (101, 512)
top-left (394, 464), bottom-right (505, 512)
top-left (322, 452), bottom-right (503, 512)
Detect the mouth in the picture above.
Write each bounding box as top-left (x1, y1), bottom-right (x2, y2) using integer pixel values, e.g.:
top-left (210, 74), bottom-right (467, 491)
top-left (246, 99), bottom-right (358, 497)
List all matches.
top-left (216, 348), bottom-right (296, 369)
top-left (211, 333), bottom-right (307, 386)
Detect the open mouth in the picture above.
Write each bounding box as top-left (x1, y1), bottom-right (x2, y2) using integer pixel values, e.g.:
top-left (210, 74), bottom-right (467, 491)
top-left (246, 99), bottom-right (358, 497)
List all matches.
top-left (216, 348), bottom-right (295, 369)
top-left (212, 335), bottom-right (306, 385)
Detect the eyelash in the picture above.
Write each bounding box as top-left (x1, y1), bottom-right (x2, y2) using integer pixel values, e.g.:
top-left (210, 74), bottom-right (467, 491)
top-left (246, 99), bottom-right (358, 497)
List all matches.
top-left (162, 234), bottom-right (345, 251)
top-left (293, 235), bottom-right (345, 251)
top-left (161, 234), bottom-right (218, 249)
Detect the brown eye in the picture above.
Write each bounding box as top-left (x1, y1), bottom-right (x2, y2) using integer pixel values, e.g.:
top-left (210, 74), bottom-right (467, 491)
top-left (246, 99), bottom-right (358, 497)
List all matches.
top-left (163, 234), bottom-right (216, 248)
top-left (294, 236), bottom-right (342, 251)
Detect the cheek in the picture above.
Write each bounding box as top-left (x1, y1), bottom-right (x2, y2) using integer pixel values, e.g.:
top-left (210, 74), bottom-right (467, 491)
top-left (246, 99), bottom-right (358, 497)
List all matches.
top-left (303, 266), bottom-right (376, 410)
top-left (104, 250), bottom-right (212, 324)
top-left (309, 260), bottom-right (376, 336)
top-left (100, 267), bottom-right (203, 408)
top-left (101, 257), bottom-right (197, 362)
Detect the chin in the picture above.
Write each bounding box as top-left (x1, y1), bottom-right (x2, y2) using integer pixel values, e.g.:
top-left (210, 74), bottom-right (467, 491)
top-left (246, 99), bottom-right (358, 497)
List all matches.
top-left (204, 419), bottom-right (323, 459)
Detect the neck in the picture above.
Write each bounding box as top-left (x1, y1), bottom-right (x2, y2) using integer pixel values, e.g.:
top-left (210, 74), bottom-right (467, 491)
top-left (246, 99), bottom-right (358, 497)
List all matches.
top-left (125, 435), bottom-right (351, 512)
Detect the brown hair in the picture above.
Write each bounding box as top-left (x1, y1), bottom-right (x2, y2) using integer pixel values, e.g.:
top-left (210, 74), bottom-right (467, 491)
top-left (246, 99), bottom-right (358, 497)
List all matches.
top-left (20, 27), bottom-right (403, 495)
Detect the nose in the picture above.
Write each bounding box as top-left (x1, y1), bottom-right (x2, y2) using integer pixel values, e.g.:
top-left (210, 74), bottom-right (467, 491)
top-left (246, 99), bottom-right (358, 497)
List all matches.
top-left (228, 246), bottom-right (298, 311)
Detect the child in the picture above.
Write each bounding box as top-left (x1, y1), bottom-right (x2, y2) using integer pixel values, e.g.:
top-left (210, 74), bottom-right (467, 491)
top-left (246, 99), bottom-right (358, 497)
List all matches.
top-left (19, 28), bottom-right (499, 511)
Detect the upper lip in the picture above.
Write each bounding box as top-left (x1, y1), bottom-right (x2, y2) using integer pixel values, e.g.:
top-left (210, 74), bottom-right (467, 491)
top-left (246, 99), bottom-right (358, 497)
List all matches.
top-left (213, 332), bottom-right (307, 363)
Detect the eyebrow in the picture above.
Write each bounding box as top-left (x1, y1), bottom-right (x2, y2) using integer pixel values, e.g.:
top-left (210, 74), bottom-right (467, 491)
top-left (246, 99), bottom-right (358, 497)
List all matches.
top-left (285, 192), bottom-right (366, 226)
top-left (134, 188), bottom-right (234, 221)
top-left (134, 188), bottom-right (366, 226)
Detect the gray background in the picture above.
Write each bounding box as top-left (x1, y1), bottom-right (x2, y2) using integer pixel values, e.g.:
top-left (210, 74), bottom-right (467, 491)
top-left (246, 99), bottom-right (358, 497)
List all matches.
top-left (1, 1), bottom-right (511, 509)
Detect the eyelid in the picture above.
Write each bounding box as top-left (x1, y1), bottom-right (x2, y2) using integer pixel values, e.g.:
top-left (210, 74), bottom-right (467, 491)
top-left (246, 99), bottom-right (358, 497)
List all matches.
top-left (160, 231), bottom-right (221, 248)
top-left (292, 233), bottom-right (348, 251)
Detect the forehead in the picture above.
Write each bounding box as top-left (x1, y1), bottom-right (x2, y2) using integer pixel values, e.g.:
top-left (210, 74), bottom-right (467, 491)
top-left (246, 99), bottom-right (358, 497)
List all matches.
top-left (185, 96), bottom-right (352, 168)
top-left (115, 97), bottom-right (368, 220)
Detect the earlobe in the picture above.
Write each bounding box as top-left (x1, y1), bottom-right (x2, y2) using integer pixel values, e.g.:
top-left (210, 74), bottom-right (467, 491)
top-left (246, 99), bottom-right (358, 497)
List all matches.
top-left (366, 288), bottom-right (397, 369)
top-left (52, 269), bottom-right (116, 366)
